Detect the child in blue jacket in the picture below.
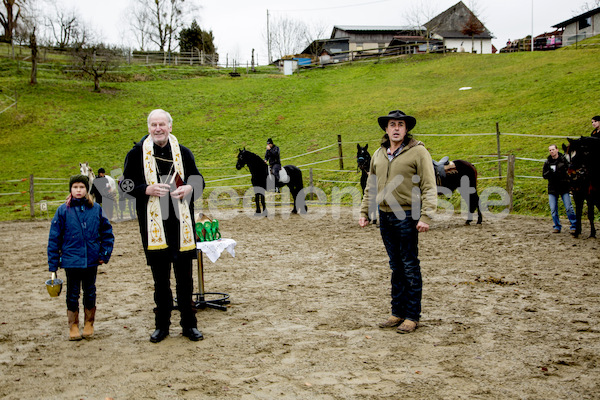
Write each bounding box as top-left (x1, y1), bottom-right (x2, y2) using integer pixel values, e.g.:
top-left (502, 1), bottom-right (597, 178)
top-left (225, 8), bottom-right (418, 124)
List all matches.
top-left (47, 175), bottom-right (114, 340)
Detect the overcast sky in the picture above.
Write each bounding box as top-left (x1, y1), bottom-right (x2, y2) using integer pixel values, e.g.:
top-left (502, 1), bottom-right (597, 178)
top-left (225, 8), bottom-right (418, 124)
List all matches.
top-left (60, 0), bottom-right (593, 65)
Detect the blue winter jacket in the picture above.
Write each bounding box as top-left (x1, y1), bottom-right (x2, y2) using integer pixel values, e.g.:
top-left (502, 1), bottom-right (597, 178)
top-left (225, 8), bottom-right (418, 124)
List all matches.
top-left (47, 198), bottom-right (115, 272)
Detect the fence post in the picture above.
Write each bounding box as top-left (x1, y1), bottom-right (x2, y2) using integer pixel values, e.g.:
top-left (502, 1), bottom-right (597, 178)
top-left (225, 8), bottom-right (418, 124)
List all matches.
top-left (506, 154), bottom-right (515, 212)
top-left (496, 122), bottom-right (502, 179)
top-left (309, 168), bottom-right (314, 200)
top-left (29, 174), bottom-right (35, 218)
top-left (337, 135), bottom-right (344, 170)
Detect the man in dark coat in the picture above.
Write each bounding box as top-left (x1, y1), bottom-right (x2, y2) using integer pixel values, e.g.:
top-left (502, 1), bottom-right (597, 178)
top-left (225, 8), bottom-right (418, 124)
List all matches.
top-left (591, 116), bottom-right (600, 138)
top-left (542, 144), bottom-right (576, 234)
top-left (123, 109), bottom-right (205, 343)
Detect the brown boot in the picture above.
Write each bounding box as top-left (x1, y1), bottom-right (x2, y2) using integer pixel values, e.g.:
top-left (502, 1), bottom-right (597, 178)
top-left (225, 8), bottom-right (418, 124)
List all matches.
top-left (82, 307), bottom-right (96, 339)
top-left (67, 310), bottom-right (82, 341)
top-left (378, 315), bottom-right (404, 328)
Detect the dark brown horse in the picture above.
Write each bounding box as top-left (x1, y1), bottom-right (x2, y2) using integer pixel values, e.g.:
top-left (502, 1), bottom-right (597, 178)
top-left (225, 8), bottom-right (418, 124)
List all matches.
top-left (562, 137), bottom-right (600, 238)
top-left (356, 145), bottom-right (482, 225)
top-left (433, 157), bottom-right (482, 225)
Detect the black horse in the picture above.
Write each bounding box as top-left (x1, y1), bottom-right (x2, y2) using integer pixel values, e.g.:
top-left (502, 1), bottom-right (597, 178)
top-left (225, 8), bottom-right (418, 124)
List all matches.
top-left (356, 144), bottom-right (482, 225)
top-left (357, 144), bottom-right (371, 195)
top-left (236, 148), bottom-right (307, 215)
top-left (357, 144), bottom-right (377, 223)
top-left (562, 137), bottom-right (600, 238)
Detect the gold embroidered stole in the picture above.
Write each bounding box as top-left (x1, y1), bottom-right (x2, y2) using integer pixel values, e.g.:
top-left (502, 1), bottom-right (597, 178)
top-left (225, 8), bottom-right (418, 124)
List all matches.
top-left (143, 135), bottom-right (196, 252)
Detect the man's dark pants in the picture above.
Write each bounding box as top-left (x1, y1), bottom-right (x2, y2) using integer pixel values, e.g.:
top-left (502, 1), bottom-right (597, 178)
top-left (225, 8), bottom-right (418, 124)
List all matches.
top-left (150, 254), bottom-right (197, 330)
top-left (378, 209), bottom-right (422, 322)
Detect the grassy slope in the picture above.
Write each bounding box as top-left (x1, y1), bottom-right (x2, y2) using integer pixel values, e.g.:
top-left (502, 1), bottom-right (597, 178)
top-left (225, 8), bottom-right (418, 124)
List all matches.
top-left (0, 48), bottom-right (598, 220)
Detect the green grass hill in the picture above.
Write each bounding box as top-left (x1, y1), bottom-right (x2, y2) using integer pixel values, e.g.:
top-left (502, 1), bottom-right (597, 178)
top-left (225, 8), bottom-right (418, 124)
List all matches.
top-left (1, 46), bottom-right (598, 221)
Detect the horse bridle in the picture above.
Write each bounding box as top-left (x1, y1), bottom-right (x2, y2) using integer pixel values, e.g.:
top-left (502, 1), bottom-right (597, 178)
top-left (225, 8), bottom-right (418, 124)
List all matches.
top-left (357, 155), bottom-right (370, 172)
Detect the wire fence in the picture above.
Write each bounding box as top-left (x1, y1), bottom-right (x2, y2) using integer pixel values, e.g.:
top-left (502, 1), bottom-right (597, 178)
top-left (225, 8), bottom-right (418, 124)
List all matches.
top-left (0, 129), bottom-right (574, 220)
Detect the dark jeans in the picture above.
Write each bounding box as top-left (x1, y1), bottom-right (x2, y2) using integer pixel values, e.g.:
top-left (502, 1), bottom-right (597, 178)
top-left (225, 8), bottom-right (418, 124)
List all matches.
top-left (271, 164), bottom-right (281, 184)
top-left (65, 266), bottom-right (98, 312)
top-left (378, 209), bottom-right (422, 322)
top-left (150, 256), bottom-right (197, 330)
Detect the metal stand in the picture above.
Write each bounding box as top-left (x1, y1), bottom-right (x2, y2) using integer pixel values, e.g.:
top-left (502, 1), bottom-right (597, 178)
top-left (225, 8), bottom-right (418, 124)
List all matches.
top-left (192, 248), bottom-right (230, 311)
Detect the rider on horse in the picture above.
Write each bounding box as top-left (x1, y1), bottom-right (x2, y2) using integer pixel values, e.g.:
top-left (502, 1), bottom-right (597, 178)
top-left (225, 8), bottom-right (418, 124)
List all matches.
top-left (264, 138), bottom-right (281, 189)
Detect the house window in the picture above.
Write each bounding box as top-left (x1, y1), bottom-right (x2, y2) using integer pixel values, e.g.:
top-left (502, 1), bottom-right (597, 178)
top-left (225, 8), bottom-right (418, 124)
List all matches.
top-left (579, 17), bottom-right (591, 29)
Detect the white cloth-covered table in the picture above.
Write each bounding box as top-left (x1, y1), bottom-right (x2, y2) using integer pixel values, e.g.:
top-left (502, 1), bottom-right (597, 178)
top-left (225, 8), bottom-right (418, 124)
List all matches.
top-left (196, 238), bottom-right (237, 263)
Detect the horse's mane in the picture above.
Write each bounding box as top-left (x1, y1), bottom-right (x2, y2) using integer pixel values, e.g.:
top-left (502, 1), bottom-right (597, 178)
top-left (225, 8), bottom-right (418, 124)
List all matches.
top-left (243, 149), bottom-right (264, 164)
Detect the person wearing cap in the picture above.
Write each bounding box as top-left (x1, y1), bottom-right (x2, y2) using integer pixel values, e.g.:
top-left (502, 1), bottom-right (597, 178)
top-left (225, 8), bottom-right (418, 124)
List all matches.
top-left (591, 116), bottom-right (600, 138)
top-left (264, 138), bottom-right (281, 189)
top-left (359, 110), bottom-right (437, 334)
top-left (123, 109), bottom-right (205, 343)
top-left (47, 175), bottom-right (114, 340)
top-left (90, 168), bottom-right (115, 219)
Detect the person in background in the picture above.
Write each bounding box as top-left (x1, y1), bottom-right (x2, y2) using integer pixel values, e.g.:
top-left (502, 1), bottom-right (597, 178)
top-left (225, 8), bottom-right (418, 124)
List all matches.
top-left (123, 109), bottom-right (205, 343)
top-left (264, 138), bottom-right (281, 189)
top-left (359, 110), bottom-right (437, 334)
top-left (542, 144), bottom-right (577, 234)
top-left (47, 175), bottom-right (114, 340)
top-left (90, 168), bottom-right (115, 219)
top-left (591, 116), bottom-right (600, 138)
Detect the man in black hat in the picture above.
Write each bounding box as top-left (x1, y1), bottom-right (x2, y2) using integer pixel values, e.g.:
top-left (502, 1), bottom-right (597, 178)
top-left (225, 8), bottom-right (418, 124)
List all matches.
top-left (359, 110), bottom-right (437, 334)
top-left (264, 138), bottom-right (281, 189)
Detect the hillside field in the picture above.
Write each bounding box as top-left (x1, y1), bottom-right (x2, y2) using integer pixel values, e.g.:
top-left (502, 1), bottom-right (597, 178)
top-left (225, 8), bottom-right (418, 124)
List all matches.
top-left (1, 47), bottom-right (599, 220)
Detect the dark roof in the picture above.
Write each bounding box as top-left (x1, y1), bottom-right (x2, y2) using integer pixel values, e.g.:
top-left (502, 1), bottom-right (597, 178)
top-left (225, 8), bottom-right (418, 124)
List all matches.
top-left (552, 6), bottom-right (600, 28)
top-left (331, 25), bottom-right (425, 38)
top-left (300, 38), bottom-right (349, 55)
top-left (425, 1), bottom-right (493, 39)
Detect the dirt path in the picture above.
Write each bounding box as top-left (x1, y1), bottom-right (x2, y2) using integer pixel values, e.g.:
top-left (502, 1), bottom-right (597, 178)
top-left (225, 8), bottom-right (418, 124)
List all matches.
top-left (0, 209), bottom-right (599, 399)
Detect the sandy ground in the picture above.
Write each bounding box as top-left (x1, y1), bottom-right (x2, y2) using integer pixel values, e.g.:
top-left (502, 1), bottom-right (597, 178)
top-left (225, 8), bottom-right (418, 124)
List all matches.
top-left (0, 207), bottom-right (599, 399)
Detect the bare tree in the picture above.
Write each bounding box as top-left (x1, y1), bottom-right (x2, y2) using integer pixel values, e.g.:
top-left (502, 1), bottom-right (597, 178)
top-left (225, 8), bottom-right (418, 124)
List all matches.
top-left (267, 15), bottom-right (312, 60)
top-left (0, 0), bottom-right (25, 43)
top-left (29, 25), bottom-right (37, 84)
top-left (72, 43), bottom-right (121, 92)
top-left (575, 1), bottom-right (600, 13)
top-left (132, 0), bottom-right (199, 52)
top-left (45, 5), bottom-right (84, 49)
top-left (404, 1), bottom-right (440, 52)
top-left (126, 1), bottom-right (151, 51)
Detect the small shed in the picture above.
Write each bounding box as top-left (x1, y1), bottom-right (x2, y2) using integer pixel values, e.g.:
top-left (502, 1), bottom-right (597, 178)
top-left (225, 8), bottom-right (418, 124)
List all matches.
top-left (552, 6), bottom-right (600, 46)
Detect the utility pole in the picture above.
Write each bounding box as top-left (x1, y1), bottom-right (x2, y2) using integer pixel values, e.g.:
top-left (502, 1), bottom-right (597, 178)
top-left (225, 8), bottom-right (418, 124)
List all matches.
top-left (266, 10), bottom-right (271, 64)
top-left (531, 0), bottom-right (534, 52)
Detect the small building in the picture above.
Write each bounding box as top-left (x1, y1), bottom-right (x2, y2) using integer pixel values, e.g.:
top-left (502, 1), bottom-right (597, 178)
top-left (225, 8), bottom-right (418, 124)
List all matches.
top-left (385, 36), bottom-right (446, 55)
top-left (330, 26), bottom-right (425, 54)
top-left (299, 38), bottom-right (350, 64)
top-left (552, 6), bottom-right (600, 46)
top-left (425, 1), bottom-right (494, 54)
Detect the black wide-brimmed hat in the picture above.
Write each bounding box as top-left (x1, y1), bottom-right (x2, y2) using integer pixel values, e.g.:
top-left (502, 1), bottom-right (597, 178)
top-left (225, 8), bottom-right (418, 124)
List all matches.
top-left (377, 110), bottom-right (416, 132)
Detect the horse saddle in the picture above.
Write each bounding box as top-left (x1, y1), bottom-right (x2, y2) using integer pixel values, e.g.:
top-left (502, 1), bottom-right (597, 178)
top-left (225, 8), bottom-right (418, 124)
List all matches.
top-left (433, 156), bottom-right (458, 184)
top-left (278, 168), bottom-right (290, 184)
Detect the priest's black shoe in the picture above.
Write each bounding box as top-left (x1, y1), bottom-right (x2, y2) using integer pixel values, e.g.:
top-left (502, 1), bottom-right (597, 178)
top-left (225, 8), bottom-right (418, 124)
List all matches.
top-left (182, 327), bottom-right (204, 341)
top-left (150, 329), bottom-right (169, 343)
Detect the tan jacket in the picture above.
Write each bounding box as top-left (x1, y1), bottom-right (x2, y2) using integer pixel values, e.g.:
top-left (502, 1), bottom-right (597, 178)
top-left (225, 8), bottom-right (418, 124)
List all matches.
top-left (360, 138), bottom-right (437, 224)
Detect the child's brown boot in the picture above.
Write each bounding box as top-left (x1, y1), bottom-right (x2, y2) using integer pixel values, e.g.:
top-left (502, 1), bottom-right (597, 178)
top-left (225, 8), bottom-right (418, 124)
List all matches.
top-left (67, 310), bottom-right (82, 341)
top-left (82, 307), bottom-right (96, 339)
